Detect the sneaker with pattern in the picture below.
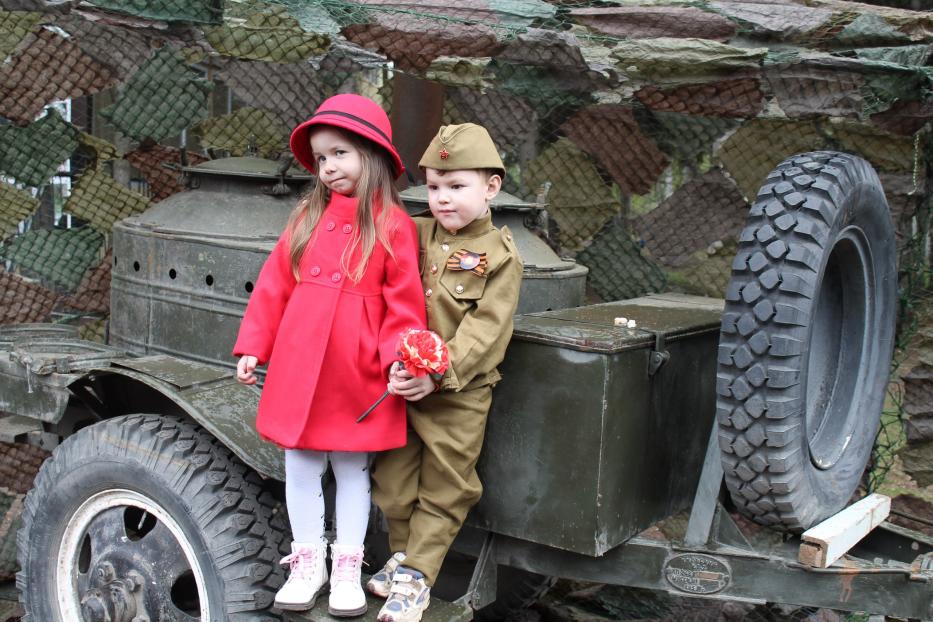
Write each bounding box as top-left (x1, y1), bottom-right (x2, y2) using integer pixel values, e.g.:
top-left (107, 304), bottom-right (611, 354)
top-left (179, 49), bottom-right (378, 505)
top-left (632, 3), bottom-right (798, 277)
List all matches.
top-left (376, 567), bottom-right (430, 622)
top-left (367, 551), bottom-right (406, 598)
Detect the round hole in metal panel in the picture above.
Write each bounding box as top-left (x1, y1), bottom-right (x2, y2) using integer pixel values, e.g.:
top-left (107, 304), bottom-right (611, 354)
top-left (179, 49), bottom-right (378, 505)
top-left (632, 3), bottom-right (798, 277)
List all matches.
top-left (206, 274), bottom-right (214, 286)
top-left (133, 261), bottom-right (140, 272)
top-left (169, 269), bottom-right (177, 280)
top-left (245, 281), bottom-right (253, 293)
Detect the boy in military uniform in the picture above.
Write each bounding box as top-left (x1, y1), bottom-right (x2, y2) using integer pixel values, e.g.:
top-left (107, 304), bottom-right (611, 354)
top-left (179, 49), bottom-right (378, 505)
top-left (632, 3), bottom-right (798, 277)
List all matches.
top-left (369, 123), bottom-right (523, 622)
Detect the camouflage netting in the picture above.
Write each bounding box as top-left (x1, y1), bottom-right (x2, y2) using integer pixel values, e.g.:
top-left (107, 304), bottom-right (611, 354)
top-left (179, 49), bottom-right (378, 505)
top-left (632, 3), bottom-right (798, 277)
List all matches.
top-left (0, 0), bottom-right (931, 613)
top-left (0, 440), bottom-right (50, 581)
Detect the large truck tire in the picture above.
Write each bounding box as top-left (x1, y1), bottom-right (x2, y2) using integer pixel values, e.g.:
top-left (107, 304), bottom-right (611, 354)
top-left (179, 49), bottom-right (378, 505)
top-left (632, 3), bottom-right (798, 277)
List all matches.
top-left (717, 151), bottom-right (896, 531)
top-left (17, 414), bottom-right (288, 621)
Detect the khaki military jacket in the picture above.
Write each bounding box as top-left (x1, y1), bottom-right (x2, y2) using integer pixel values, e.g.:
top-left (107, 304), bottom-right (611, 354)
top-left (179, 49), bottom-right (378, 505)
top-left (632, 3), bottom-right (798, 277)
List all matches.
top-left (414, 213), bottom-right (523, 391)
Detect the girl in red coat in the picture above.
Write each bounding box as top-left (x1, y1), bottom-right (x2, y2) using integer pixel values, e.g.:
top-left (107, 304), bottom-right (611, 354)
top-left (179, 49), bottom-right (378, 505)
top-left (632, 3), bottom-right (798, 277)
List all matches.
top-left (233, 94), bottom-right (425, 616)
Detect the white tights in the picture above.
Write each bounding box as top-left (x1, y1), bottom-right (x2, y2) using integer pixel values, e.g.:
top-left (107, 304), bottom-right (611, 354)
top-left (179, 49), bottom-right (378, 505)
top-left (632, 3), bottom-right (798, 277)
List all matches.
top-left (284, 449), bottom-right (371, 546)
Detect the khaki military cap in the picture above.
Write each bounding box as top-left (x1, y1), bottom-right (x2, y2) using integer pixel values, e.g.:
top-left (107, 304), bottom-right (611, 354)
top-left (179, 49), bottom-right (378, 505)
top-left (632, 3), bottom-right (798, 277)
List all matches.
top-left (419, 123), bottom-right (505, 178)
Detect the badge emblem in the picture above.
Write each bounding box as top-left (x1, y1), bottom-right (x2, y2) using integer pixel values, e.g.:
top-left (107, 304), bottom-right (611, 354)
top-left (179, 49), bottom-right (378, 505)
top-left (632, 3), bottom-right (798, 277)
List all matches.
top-left (459, 252), bottom-right (481, 271)
top-left (439, 148), bottom-right (450, 160)
top-left (447, 250), bottom-right (487, 276)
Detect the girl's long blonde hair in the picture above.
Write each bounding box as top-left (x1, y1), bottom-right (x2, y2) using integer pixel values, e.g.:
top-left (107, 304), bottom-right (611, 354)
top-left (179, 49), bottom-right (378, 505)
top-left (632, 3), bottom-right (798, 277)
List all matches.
top-left (286, 127), bottom-right (403, 283)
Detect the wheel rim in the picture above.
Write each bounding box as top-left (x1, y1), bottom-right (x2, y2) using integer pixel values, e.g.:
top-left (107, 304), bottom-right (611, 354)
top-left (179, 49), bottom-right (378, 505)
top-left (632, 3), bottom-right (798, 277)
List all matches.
top-left (805, 226), bottom-right (872, 470)
top-left (56, 488), bottom-right (210, 621)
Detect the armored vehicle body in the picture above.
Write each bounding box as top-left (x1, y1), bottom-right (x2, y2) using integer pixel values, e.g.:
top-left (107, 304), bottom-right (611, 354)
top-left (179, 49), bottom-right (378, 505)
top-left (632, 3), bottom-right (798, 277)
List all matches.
top-left (1, 151), bottom-right (930, 622)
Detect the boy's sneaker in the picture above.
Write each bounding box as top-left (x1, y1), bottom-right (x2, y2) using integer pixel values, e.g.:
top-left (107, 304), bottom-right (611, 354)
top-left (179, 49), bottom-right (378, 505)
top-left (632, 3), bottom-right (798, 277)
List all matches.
top-left (274, 542), bottom-right (328, 611)
top-left (366, 552), bottom-right (406, 598)
top-left (328, 543), bottom-right (368, 617)
top-left (376, 567), bottom-right (430, 622)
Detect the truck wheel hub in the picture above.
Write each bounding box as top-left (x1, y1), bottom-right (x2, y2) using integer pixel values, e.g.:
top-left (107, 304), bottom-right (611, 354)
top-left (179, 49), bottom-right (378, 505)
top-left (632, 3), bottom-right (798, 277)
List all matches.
top-left (58, 489), bottom-right (209, 620)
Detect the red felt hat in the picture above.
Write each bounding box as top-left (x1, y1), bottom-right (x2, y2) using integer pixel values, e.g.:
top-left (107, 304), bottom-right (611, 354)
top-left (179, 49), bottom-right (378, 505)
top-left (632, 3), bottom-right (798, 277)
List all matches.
top-left (290, 94), bottom-right (405, 179)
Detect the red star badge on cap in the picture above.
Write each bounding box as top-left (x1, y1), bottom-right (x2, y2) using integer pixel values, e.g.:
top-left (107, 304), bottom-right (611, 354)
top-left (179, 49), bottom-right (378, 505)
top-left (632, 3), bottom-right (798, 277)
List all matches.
top-left (439, 148), bottom-right (450, 160)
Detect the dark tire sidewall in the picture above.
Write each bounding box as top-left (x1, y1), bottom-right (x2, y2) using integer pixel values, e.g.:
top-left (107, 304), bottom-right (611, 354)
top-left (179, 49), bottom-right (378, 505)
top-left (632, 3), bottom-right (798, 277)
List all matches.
top-left (794, 180), bottom-right (896, 525)
top-left (18, 415), bottom-right (285, 621)
top-left (717, 152), bottom-right (897, 531)
top-left (22, 459), bottom-right (227, 621)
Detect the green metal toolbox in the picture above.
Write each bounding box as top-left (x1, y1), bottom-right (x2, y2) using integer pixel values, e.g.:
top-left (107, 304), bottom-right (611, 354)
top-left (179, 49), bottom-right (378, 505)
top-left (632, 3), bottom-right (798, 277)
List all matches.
top-left (468, 293), bottom-right (724, 556)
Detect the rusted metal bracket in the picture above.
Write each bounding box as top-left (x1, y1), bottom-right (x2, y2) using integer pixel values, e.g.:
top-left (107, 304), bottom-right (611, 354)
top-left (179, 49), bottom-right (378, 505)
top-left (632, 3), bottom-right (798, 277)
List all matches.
top-left (684, 423), bottom-right (724, 548)
top-left (459, 531), bottom-right (498, 611)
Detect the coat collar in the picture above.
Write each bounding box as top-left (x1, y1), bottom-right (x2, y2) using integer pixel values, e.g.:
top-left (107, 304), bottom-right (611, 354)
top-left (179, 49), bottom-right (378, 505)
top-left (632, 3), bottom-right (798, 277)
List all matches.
top-left (326, 191), bottom-right (358, 219)
top-left (434, 213), bottom-right (494, 242)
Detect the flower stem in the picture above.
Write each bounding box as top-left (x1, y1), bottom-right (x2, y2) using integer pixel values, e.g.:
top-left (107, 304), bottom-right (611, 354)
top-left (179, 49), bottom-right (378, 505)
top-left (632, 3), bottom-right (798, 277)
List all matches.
top-left (357, 389), bottom-right (390, 423)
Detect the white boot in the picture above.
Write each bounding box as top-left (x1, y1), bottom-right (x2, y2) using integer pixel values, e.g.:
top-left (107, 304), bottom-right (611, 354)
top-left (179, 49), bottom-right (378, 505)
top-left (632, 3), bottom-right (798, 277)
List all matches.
top-left (274, 541), bottom-right (328, 611)
top-left (328, 543), bottom-right (368, 617)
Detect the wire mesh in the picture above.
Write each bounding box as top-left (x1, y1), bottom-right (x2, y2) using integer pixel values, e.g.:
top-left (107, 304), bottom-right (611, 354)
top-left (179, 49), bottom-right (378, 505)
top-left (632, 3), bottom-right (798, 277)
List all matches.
top-left (0, 0), bottom-right (930, 616)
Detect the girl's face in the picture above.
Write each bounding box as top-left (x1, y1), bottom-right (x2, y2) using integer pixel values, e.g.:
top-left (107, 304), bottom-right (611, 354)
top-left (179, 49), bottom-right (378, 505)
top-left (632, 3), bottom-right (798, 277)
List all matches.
top-left (310, 127), bottom-right (363, 196)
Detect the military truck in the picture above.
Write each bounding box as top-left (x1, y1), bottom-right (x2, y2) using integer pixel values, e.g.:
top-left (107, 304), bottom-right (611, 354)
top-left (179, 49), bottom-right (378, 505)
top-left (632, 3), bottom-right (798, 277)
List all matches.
top-left (1, 150), bottom-right (930, 622)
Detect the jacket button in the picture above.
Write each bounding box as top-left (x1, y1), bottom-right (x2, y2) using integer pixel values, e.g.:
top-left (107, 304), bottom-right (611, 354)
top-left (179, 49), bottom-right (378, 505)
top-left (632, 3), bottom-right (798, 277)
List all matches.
top-left (455, 284), bottom-right (464, 294)
top-left (441, 243), bottom-right (449, 251)
top-left (326, 221), bottom-right (336, 231)
top-left (332, 272), bottom-right (342, 283)
top-left (430, 264), bottom-right (437, 274)
top-left (425, 288), bottom-right (433, 297)
top-left (310, 266), bottom-right (321, 276)
top-left (342, 224), bottom-right (352, 234)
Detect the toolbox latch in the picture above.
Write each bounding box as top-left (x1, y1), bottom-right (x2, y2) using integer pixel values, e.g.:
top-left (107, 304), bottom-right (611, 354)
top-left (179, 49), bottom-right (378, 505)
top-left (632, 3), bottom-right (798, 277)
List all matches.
top-left (648, 332), bottom-right (670, 376)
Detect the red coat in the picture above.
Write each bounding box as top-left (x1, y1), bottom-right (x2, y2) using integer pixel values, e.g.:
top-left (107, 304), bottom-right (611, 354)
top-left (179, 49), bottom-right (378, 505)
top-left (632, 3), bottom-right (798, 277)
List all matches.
top-left (233, 192), bottom-right (426, 451)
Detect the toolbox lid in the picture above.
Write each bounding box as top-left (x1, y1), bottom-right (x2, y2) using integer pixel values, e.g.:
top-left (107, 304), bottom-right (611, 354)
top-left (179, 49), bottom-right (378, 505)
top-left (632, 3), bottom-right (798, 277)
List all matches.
top-left (512, 293), bottom-right (724, 353)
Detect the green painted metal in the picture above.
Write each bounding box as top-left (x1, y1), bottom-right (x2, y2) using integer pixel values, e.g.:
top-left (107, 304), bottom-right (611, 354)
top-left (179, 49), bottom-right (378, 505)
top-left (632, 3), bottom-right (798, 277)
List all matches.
top-left (0, 325), bottom-right (283, 480)
top-left (284, 579), bottom-right (473, 622)
top-left (451, 519), bottom-right (933, 620)
top-left (468, 293), bottom-right (723, 556)
top-left (109, 157), bottom-right (308, 374)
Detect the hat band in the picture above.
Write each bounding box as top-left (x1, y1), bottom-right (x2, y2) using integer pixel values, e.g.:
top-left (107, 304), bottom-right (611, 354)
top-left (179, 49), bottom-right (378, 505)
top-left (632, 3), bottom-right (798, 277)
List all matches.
top-left (311, 109), bottom-right (392, 145)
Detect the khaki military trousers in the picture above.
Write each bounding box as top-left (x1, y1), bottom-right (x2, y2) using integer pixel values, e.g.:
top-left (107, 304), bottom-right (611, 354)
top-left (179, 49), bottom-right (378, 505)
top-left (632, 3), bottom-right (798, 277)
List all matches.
top-left (372, 386), bottom-right (491, 585)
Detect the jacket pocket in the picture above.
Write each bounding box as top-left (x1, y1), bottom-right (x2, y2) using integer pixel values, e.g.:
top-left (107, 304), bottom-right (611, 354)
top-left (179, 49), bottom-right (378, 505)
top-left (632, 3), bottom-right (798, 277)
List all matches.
top-left (439, 271), bottom-right (486, 301)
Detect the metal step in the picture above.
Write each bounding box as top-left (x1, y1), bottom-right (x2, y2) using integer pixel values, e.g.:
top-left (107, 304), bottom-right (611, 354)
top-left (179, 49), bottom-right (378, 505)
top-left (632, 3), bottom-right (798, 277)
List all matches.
top-left (283, 588), bottom-right (473, 622)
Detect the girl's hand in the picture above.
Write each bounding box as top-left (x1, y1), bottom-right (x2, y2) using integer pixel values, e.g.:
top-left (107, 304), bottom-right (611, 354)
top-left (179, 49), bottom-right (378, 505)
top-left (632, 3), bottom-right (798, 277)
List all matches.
top-left (236, 355), bottom-right (259, 385)
top-left (386, 361), bottom-right (406, 395)
top-left (390, 374), bottom-right (435, 402)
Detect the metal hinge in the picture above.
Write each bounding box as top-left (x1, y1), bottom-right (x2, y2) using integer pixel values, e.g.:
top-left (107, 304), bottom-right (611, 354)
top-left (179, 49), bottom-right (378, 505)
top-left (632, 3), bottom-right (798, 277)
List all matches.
top-left (648, 332), bottom-right (670, 376)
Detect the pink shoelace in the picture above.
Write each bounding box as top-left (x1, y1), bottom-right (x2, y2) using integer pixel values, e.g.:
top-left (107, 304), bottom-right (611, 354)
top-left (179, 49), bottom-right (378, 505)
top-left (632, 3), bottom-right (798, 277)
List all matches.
top-left (332, 551), bottom-right (363, 583)
top-left (281, 548), bottom-right (315, 580)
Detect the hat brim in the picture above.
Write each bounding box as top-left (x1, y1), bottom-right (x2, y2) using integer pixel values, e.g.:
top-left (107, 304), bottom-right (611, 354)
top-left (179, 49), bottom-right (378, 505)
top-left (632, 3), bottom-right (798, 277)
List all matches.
top-left (290, 117), bottom-right (405, 179)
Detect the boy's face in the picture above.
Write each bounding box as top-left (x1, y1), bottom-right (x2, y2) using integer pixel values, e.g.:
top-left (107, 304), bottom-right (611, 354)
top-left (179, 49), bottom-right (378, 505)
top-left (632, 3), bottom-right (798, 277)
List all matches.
top-left (425, 168), bottom-right (501, 234)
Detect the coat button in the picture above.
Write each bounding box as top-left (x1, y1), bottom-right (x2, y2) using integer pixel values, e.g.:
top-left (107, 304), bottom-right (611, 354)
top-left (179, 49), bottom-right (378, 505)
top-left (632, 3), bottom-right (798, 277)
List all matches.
top-left (310, 266), bottom-right (321, 276)
top-left (455, 284), bottom-right (464, 294)
top-left (342, 224), bottom-right (352, 234)
top-left (430, 264), bottom-right (437, 274)
top-left (425, 288), bottom-right (433, 297)
top-left (441, 243), bottom-right (449, 251)
top-left (326, 221), bottom-right (336, 231)
top-left (332, 272), bottom-right (342, 283)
